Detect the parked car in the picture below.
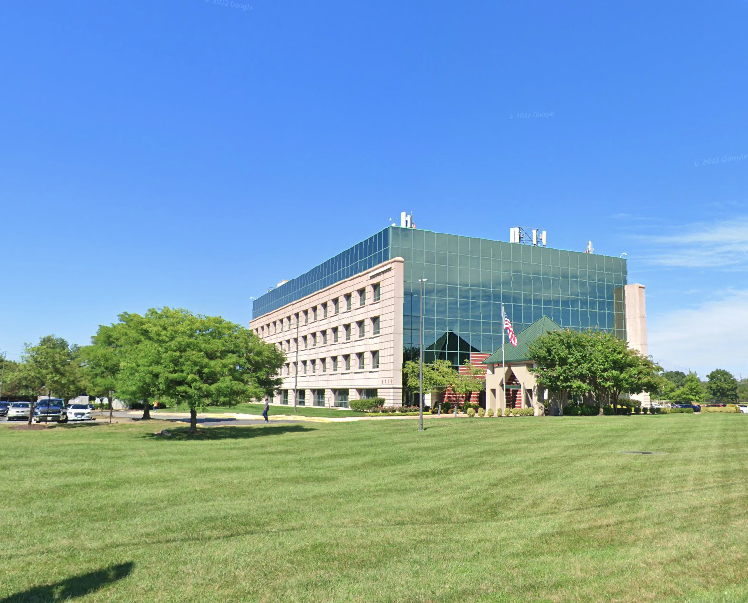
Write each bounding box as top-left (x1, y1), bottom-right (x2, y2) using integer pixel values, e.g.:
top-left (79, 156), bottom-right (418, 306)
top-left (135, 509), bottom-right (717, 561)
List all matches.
top-left (672, 403), bottom-right (701, 412)
top-left (7, 402), bottom-right (31, 421)
top-left (0, 401), bottom-right (10, 417)
top-left (66, 404), bottom-right (93, 421)
top-left (33, 400), bottom-right (68, 423)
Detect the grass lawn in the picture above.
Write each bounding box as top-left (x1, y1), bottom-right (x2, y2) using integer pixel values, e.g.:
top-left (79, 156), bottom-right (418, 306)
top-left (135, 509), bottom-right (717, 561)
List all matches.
top-left (1, 414), bottom-right (748, 602)
top-left (154, 402), bottom-right (365, 418)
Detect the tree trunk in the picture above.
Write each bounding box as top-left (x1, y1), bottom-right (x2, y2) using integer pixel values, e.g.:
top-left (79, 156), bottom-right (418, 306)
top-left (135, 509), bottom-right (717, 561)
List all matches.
top-left (28, 399), bottom-right (35, 426)
top-left (141, 401), bottom-right (151, 420)
top-left (612, 393), bottom-right (618, 414)
top-left (189, 407), bottom-right (197, 434)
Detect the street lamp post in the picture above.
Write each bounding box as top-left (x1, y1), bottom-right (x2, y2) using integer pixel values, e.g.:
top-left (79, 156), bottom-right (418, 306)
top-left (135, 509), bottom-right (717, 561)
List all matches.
top-left (418, 278), bottom-right (427, 432)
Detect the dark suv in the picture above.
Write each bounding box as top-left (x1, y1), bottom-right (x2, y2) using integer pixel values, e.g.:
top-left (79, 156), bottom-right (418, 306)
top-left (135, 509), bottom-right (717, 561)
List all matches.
top-left (0, 401), bottom-right (9, 417)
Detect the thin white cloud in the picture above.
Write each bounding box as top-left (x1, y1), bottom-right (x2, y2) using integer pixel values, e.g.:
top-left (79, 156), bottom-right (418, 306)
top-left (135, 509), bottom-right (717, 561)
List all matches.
top-left (648, 289), bottom-right (748, 379)
top-left (641, 217), bottom-right (748, 269)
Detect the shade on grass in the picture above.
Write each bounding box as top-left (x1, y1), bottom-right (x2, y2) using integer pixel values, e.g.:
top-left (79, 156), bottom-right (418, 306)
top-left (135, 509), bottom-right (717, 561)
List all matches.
top-left (154, 402), bottom-right (365, 418)
top-left (1, 415), bottom-right (747, 602)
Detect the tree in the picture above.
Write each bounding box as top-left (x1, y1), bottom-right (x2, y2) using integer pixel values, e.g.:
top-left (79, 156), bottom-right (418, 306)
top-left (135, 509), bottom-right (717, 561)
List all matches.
top-left (528, 329), bottom-right (590, 415)
top-left (403, 359), bottom-right (459, 405)
top-left (706, 369), bottom-right (738, 403)
top-left (451, 360), bottom-right (486, 398)
top-left (738, 379), bottom-right (748, 403)
top-left (15, 336), bottom-right (86, 424)
top-left (0, 357), bottom-right (22, 399)
top-left (87, 308), bottom-right (285, 433)
top-left (529, 329), bottom-right (661, 415)
top-left (662, 371), bottom-right (687, 389)
top-left (672, 372), bottom-right (705, 404)
top-left (85, 313), bottom-right (161, 419)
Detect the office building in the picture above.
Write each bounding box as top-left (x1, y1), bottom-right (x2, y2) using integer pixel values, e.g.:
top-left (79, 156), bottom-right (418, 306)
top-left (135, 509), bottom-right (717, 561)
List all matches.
top-left (250, 218), bottom-right (643, 409)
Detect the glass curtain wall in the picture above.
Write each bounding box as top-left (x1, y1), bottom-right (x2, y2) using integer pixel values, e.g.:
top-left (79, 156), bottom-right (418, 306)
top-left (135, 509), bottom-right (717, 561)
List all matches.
top-left (390, 226), bottom-right (627, 367)
top-left (253, 229), bottom-right (390, 318)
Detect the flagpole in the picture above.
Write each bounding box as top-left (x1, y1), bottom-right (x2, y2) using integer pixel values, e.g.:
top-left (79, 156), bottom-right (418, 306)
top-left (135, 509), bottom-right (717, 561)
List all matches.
top-left (501, 304), bottom-right (506, 417)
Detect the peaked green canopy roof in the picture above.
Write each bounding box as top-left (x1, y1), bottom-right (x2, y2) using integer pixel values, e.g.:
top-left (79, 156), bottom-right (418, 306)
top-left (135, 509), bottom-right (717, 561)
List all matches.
top-left (483, 316), bottom-right (562, 365)
top-left (426, 330), bottom-right (480, 353)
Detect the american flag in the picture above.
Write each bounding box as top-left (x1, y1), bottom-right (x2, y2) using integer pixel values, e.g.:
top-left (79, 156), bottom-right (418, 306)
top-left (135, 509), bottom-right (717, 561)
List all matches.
top-left (502, 306), bottom-right (518, 347)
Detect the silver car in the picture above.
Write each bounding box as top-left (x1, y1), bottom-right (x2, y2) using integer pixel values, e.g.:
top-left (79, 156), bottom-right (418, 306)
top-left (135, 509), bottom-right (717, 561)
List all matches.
top-left (7, 402), bottom-right (31, 421)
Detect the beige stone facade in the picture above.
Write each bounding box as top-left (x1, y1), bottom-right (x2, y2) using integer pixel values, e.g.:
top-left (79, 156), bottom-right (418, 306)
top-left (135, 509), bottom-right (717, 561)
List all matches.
top-left (624, 283), bottom-right (650, 406)
top-left (250, 258), bottom-right (405, 409)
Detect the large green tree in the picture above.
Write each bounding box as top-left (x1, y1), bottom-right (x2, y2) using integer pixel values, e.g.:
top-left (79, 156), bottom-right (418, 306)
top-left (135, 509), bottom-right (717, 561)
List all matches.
top-left (529, 329), bottom-right (661, 415)
top-left (528, 329), bottom-right (590, 415)
top-left (706, 369), bottom-right (738, 403)
top-left (87, 308), bottom-right (285, 432)
top-left (672, 372), bottom-right (706, 404)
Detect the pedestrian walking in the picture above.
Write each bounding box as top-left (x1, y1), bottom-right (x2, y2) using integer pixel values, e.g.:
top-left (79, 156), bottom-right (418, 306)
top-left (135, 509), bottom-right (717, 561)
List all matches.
top-left (262, 399), bottom-right (269, 423)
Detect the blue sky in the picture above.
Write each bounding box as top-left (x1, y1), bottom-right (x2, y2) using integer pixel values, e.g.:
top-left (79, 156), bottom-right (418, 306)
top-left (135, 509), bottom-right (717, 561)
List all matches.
top-left (1, 0), bottom-right (746, 378)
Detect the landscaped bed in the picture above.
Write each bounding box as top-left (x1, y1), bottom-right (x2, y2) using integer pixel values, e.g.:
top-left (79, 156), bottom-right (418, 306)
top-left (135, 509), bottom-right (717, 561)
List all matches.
top-left (1, 414), bottom-right (747, 602)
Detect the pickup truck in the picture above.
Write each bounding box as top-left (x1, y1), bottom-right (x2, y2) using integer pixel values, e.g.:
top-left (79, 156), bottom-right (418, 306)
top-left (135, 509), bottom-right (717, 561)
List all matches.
top-left (33, 399), bottom-right (68, 423)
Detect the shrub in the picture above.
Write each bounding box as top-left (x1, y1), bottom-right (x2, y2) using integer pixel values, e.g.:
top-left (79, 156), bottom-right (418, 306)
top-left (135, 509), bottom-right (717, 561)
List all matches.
top-left (477, 408), bottom-right (485, 417)
top-left (602, 406), bottom-right (614, 415)
top-left (641, 407), bottom-right (648, 414)
top-left (350, 397), bottom-right (385, 412)
top-left (467, 407), bottom-right (476, 418)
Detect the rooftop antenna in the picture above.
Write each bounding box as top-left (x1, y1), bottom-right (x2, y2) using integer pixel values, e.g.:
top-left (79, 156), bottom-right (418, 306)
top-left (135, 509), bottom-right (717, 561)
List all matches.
top-left (509, 227), bottom-right (547, 246)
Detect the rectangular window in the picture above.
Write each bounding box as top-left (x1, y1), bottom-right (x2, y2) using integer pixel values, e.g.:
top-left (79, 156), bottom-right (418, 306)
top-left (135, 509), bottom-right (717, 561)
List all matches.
top-left (314, 389), bottom-right (326, 407)
top-left (372, 350), bottom-right (379, 369)
top-left (293, 338), bottom-right (297, 351)
top-left (282, 390), bottom-right (289, 405)
top-left (361, 388), bottom-right (377, 400)
top-left (373, 283), bottom-right (381, 302)
top-left (302, 361), bottom-right (307, 374)
top-left (344, 355), bottom-right (350, 371)
top-left (359, 288), bottom-right (366, 306)
top-left (312, 333), bottom-right (317, 347)
top-left (336, 389), bottom-right (349, 408)
top-left (372, 316), bottom-right (380, 335)
top-left (345, 324), bottom-right (351, 341)
top-left (287, 316), bottom-right (292, 330)
top-left (332, 327), bottom-right (339, 343)
top-left (332, 357), bottom-right (338, 372)
top-left (358, 353), bottom-right (365, 370)
top-left (294, 313), bottom-right (300, 327)
top-left (303, 335), bottom-right (308, 349)
top-left (312, 306), bottom-right (317, 321)
top-left (304, 311), bottom-right (308, 325)
top-left (298, 390), bottom-right (305, 406)
top-left (322, 303), bottom-right (328, 318)
top-left (345, 294), bottom-right (352, 311)
top-left (358, 320), bottom-right (365, 338)
top-left (321, 358), bottom-right (326, 373)
top-left (333, 299), bottom-right (339, 314)
top-left (311, 360), bottom-right (316, 373)
top-left (322, 331), bottom-right (328, 345)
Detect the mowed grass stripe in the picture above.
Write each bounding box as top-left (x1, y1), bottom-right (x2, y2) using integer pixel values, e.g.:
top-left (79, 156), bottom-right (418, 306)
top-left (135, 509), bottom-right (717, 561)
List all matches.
top-left (1, 415), bottom-right (747, 602)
